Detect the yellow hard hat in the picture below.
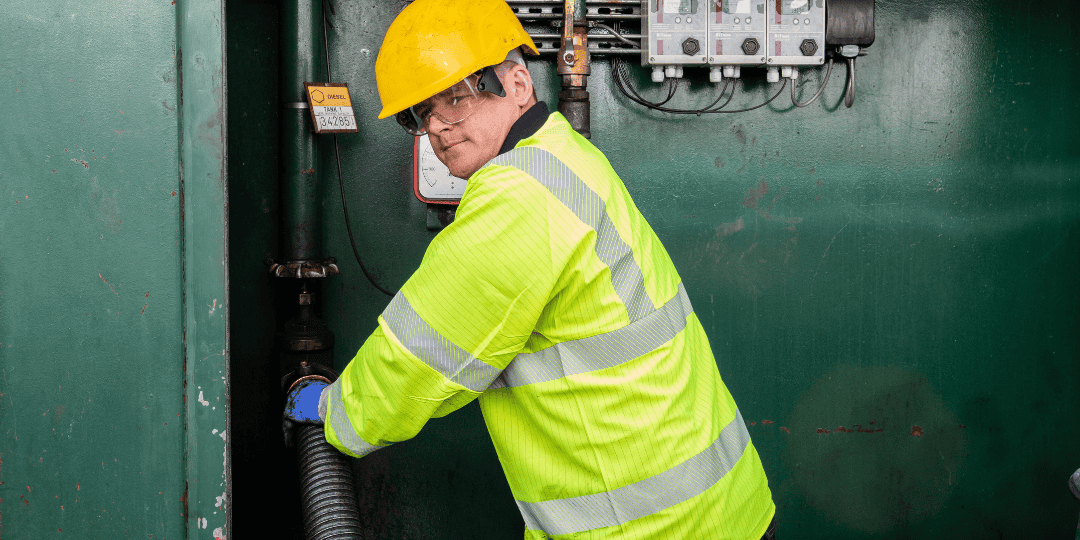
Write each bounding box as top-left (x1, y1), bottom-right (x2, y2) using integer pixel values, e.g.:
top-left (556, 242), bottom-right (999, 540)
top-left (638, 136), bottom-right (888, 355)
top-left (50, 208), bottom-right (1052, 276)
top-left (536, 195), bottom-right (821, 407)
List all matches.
top-left (375, 0), bottom-right (538, 119)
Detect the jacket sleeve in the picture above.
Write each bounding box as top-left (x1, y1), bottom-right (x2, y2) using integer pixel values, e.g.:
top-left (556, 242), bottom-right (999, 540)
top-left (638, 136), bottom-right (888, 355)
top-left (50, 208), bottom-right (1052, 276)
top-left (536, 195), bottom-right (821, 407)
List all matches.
top-left (322, 163), bottom-right (568, 458)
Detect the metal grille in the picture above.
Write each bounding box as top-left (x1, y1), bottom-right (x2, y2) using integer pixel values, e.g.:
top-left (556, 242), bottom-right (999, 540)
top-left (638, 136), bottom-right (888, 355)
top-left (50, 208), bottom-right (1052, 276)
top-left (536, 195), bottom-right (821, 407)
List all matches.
top-left (510, 0), bottom-right (644, 56)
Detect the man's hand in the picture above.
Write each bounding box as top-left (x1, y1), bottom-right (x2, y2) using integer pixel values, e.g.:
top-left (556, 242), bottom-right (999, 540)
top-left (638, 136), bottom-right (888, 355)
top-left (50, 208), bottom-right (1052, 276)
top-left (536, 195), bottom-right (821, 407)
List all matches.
top-left (284, 378), bottom-right (328, 425)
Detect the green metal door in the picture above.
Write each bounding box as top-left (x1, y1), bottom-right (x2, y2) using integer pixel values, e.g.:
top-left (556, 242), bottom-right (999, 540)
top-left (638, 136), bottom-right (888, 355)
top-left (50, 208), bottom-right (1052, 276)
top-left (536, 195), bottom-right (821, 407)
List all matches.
top-left (0, 0), bottom-right (229, 538)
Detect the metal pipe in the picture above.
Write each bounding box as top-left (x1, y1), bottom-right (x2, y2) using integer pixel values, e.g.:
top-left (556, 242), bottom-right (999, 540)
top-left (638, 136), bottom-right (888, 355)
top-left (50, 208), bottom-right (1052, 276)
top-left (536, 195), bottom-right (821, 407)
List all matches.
top-left (557, 0), bottom-right (592, 138)
top-left (281, 0), bottom-right (326, 263)
top-left (512, 13), bottom-right (638, 19)
top-left (530, 32), bottom-right (644, 40)
top-left (277, 0), bottom-right (361, 538)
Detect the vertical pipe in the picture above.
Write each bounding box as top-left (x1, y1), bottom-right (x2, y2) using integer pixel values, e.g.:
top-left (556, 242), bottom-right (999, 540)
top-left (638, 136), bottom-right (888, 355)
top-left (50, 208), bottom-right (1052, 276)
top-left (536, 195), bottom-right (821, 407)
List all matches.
top-left (277, 2), bottom-right (362, 538)
top-left (281, 0), bottom-right (325, 262)
top-left (557, 0), bottom-right (591, 138)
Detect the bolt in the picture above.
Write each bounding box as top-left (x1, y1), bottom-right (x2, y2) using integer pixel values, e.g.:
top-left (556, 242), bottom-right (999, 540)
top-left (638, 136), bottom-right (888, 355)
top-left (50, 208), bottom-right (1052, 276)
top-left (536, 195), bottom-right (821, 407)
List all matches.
top-left (563, 52), bottom-right (575, 65)
top-left (799, 38), bottom-right (818, 56)
top-left (682, 37), bottom-right (700, 56)
top-left (741, 37), bottom-right (759, 55)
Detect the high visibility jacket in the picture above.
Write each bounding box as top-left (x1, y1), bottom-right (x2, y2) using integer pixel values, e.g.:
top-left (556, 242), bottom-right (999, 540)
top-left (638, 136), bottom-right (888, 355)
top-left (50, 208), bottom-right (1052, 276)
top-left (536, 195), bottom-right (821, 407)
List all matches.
top-left (323, 112), bottom-right (775, 539)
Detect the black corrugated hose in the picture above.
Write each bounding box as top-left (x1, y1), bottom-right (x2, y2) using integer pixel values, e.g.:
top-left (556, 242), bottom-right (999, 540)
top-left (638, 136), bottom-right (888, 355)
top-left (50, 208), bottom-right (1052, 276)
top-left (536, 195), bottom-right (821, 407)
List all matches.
top-left (296, 424), bottom-right (365, 539)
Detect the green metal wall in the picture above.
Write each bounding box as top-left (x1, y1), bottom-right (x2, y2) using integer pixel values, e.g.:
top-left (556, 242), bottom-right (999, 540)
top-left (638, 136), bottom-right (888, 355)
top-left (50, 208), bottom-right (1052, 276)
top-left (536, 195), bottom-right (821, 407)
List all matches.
top-left (0, 0), bottom-right (229, 538)
top-left (5, 0), bottom-right (1075, 538)
top-left (226, 0), bottom-right (1077, 537)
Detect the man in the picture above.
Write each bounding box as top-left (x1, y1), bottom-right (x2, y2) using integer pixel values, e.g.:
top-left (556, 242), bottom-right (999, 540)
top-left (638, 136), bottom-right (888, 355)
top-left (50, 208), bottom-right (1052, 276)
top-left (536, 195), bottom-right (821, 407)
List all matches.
top-left (286, 0), bottom-right (776, 537)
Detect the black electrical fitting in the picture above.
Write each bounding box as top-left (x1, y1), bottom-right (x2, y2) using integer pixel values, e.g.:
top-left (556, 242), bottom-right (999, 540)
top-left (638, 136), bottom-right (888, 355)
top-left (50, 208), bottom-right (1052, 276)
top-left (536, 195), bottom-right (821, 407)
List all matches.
top-left (825, 0), bottom-right (875, 47)
top-left (741, 38), bottom-right (759, 56)
top-left (681, 37), bottom-right (700, 56)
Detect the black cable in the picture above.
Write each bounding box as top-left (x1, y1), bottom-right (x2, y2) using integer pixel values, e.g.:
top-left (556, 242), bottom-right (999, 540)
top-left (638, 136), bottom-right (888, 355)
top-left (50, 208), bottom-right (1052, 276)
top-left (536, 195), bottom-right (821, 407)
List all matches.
top-left (613, 57), bottom-right (733, 114)
top-left (613, 57), bottom-right (678, 109)
top-left (322, 7), bottom-right (333, 81)
top-left (614, 57), bottom-right (680, 108)
top-left (791, 58), bottom-right (833, 108)
top-left (334, 136), bottom-right (395, 297)
top-left (613, 56), bottom-right (783, 115)
top-left (591, 22), bottom-right (639, 48)
top-left (322, 6), bottom-right (396, 297)
top-left (711, 78), bottom-right (787, 114)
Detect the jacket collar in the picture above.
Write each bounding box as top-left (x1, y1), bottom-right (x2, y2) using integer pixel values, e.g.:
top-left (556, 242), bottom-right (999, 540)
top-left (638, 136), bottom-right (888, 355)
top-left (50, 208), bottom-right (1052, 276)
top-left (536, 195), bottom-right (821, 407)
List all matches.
top-left (498, 101), bottom-right (550, 155)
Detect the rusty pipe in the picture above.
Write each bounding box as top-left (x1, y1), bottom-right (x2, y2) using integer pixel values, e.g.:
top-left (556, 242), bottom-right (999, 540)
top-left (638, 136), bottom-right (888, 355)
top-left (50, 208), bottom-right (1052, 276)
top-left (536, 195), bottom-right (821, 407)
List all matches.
top-left (557, 0), bottom-right (592, 138)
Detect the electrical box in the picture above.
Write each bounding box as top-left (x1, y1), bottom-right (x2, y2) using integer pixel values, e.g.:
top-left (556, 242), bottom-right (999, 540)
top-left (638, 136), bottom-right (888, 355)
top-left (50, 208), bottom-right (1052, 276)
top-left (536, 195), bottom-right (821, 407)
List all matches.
top-left (766, 0), bottom-right (825, 67)
top-left (643, 0), bottom-right (709, 77)
top-left (708, 0), bottom-right (767, 67)
top-left (642, 0), bottom-right (828, 80)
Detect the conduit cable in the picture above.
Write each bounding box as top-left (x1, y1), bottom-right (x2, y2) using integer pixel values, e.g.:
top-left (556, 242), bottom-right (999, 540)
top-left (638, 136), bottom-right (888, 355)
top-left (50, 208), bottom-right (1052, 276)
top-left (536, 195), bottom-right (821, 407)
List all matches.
top-left (791, 58), bottom-right (834, 108)
top-left (322, 7), bottom-right (396, 297)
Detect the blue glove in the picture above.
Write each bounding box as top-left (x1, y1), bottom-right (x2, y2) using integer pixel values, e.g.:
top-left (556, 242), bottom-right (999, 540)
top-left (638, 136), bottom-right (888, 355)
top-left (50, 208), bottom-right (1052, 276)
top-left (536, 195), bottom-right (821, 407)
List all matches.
top-left (284, 379), bottom-right (328, 425)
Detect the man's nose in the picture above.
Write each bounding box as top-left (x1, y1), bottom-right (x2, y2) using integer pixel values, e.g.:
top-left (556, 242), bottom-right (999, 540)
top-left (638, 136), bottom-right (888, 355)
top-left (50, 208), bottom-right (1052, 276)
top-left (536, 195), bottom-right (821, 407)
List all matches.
top-left (427, 115), bottom-right (454, 134)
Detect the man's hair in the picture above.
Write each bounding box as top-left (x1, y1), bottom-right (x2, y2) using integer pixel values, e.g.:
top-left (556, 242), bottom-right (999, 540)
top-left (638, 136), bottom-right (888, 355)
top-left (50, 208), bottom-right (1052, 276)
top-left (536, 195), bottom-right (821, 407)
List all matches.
top-left (494, 47), bottom-right (538, 101)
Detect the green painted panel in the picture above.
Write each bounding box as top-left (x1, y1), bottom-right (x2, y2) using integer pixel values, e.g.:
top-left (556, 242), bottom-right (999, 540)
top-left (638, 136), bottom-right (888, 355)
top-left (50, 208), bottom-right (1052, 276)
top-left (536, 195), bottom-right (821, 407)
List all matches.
top-left (178, 0), bottom-right (231, 538)
top-left (221, 0), bottom-right (1079, 537)
top-left (0, 1), bottom-right (185, 538)
top-left (1, 0), bottom-right (230, 538)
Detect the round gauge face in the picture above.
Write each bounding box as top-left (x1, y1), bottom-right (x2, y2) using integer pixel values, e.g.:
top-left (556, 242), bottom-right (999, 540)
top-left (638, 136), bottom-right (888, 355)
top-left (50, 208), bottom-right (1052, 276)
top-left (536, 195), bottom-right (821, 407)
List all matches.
top-left (414, 134), bottom-right (468, 203)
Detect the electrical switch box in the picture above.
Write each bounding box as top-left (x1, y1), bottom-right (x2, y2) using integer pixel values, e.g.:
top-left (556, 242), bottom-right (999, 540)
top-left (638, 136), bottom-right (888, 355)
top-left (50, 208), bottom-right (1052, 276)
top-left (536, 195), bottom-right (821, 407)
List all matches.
top-left (766, 0), bottom-right (826, 67)
top-left (707, 0), bottom-right (767, 66)
top-left (643, 0), bottom-right (709, 69)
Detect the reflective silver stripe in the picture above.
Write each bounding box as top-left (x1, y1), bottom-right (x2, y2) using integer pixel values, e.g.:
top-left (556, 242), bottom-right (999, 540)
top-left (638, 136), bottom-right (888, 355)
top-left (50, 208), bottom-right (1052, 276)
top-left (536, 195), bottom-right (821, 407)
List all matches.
top-left (325, 380), bottom-right (382, 458)
top-left (516, 410), bottom-right (751, 536)
top-left (382, 291), bottom-right (502, 392)
top-left (488, 284), bottom-right (692, 390)
top-left (492, 147), bottom-right (654, 322)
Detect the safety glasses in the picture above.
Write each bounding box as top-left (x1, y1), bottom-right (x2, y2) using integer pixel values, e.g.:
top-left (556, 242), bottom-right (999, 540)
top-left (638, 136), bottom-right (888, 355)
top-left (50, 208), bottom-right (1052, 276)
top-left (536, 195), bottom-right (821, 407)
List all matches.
top-left (396, 66), bottom-right (506, 136)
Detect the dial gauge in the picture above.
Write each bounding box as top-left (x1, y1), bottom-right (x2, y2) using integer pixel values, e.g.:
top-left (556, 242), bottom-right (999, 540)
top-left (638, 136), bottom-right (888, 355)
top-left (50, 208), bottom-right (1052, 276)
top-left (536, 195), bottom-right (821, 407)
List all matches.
top-left (413, 134), bottom-right (467, 205)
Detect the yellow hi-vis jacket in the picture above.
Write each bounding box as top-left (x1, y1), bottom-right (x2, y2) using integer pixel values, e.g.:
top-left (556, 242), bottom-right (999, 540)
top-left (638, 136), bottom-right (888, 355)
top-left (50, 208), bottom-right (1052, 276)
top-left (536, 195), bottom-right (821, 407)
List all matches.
top-left (322, 112), bottom-right (775, 539)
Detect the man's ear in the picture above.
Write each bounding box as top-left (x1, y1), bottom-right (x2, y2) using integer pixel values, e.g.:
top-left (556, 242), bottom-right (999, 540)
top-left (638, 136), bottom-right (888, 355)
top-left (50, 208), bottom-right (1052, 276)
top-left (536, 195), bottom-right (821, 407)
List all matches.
top-left (505, 64), bottom-right (534, 107)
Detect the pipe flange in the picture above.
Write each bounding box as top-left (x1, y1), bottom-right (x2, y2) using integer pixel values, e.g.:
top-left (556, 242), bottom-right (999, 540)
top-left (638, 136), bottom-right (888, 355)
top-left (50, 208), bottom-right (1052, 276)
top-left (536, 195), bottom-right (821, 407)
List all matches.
top-left (285, 373), bottom-right (332, 396)
top-left (268, 258), bottom-right (341, 278)
top-left (281, 362), bottom-right (338, 393)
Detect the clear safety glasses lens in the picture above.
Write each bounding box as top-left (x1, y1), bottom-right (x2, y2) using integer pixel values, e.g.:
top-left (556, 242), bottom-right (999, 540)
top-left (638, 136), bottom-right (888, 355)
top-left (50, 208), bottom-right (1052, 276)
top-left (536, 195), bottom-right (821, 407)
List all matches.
top-left (411, 76), bottom-right (484, 133)
top-left (397, 67), bottom-right (509, 136)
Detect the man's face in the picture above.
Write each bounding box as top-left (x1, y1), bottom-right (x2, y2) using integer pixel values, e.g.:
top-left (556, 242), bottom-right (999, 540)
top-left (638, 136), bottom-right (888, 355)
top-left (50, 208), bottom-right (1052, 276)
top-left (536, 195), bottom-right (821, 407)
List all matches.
top-left (426, 94), bottom-right (518, 178)
top-left (424, 67), bottom-right (530, 178)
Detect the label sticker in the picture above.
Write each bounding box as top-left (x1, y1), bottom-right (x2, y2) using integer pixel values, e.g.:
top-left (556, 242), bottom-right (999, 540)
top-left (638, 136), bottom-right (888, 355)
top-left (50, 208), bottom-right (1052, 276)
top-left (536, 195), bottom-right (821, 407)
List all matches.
top-left (304, 82), bottom-right (359, 133)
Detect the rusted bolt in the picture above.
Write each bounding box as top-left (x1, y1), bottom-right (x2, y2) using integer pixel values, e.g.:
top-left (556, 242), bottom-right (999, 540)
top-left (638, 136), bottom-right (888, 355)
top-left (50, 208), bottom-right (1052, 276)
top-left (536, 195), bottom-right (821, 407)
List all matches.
top-left (562, 52), bottom-right (575, 65)
top-left (299, 292), bottom-right (312, 305)
top-left (681, 37), bottom-right (700, 56)
top-left (741, 38), bottom-right (759, 55)
top-left (800, 38), bottom-right (818, 56)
